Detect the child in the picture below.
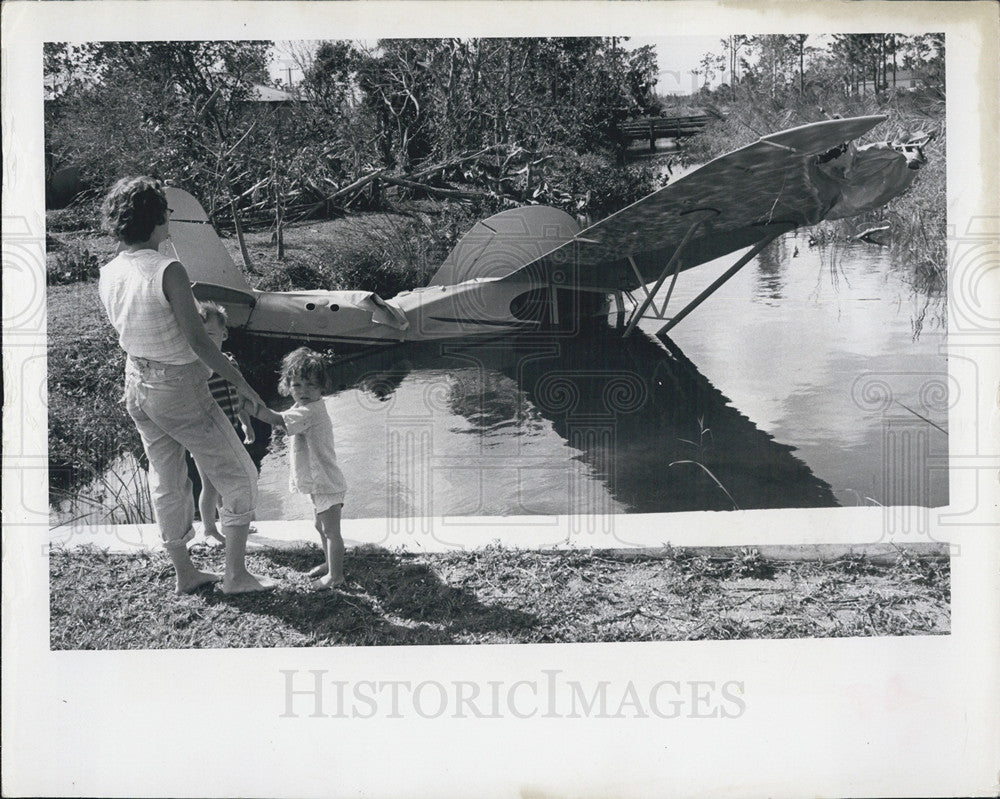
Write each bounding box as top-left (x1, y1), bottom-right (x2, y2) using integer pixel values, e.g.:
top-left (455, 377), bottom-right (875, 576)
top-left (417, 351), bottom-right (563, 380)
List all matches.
top-left (97, 175), bottom-right (274, 593)
top-left (194, 300), bottom-right (269, 545)
top-left (277, 347), bottom-right (347, 590)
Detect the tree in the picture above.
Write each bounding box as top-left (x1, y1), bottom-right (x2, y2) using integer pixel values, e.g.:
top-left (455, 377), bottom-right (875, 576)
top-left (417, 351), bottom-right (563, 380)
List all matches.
top-left (793, 35), bottom-right (808, 95)
top-left (694, 50), bottom-right (726, 91)
top-left (45, 37), bottom-right (662, 225)
top-left (721, 35), bottom-right (749, 99)
top-left (44, 41), bottom-right (270, 203)
top-left (743, 35), bottom-right (799, 100)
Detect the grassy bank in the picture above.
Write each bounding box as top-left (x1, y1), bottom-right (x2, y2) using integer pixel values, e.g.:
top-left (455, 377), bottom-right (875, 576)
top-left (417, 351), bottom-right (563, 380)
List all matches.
top-left (50, 544), bottom-right (949, 649)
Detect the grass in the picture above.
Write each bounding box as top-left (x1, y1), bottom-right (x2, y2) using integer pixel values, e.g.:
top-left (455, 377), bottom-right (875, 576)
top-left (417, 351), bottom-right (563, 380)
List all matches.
top-left (49, 543), bottom-right (950, 649)
top-left (50, 453), bottom-right (153, 526)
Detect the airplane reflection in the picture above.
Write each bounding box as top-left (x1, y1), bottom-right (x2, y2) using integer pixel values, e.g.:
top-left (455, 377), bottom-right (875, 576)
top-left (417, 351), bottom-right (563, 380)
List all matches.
top-left (308, 322), bottom-right (838, 514)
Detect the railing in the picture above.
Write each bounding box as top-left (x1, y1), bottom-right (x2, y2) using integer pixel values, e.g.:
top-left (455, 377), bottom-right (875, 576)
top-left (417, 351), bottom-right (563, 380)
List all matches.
top-left (621, 114), bottom-right (712, 148)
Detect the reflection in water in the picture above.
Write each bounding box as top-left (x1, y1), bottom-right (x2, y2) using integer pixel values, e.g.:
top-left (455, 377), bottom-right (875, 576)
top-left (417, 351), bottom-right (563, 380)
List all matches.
top-left (264, 325), bottom-right (837, 518)
top-left (644, 235), bottom-right (948, 511)
top-left (511, 328), bottom-right (836, 512)
top-left (753, 236), bottom-right (788, 303)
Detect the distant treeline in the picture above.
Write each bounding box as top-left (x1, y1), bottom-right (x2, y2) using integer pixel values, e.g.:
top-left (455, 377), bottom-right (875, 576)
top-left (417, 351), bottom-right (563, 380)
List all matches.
top-left (690, 34), bottom-right (944, 102)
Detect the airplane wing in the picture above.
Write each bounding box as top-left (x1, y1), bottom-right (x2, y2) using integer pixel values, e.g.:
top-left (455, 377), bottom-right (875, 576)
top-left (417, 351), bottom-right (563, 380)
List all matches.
top-left (493, 115), bottom-right (896, 293)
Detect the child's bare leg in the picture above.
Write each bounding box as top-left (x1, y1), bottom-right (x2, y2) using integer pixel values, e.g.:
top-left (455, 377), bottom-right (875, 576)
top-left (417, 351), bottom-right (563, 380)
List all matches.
top-left (312, 505), bottom-right (345, 590)
top-left (195, 464), bottom-right (226, 544)
top-left (308, 515), bottom-right (329, 578)
top-left (221, 521), bottom-right (276, 594)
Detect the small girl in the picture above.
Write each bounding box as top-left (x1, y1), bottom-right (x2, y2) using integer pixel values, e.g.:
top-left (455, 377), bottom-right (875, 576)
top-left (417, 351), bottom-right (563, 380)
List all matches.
top-left (277, 347), bottom-right (347, 589)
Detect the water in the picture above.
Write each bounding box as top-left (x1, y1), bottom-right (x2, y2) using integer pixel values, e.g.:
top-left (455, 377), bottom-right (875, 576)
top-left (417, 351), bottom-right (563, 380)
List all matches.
top-left (254, 234), bottom-right (948, 520)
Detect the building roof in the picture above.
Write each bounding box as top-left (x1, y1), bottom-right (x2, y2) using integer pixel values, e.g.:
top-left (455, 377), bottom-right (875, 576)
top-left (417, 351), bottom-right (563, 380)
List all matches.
top-left (249, 85), bottom-right (295, 103)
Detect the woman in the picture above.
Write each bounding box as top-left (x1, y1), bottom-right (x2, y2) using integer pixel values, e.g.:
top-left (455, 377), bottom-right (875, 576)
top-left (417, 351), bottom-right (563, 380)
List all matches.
top-left (98, 176), bottom-right (277, 593)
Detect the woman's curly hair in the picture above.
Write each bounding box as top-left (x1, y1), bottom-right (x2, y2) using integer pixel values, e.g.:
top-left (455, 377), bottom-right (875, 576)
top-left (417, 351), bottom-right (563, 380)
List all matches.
top-left (101, 176), bottom-right (168, 245)
top-left (277, 347), bottom-right (331, 396)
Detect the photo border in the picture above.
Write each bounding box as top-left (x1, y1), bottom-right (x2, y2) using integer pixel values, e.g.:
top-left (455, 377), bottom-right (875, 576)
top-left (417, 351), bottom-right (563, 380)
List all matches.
top-left (4, 2), bottom-right (998, 797)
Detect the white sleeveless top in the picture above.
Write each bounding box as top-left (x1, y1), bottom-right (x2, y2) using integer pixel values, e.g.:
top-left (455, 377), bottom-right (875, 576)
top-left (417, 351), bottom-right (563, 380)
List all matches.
top-left (99, 249), bottom-right (198, 364)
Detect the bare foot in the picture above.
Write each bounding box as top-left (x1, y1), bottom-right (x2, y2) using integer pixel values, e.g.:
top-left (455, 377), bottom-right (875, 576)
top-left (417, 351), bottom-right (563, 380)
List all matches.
top-left (175, 570), bottom-right (222, 594)
top-left (307, 562), bottom-right (329, 578)
top-left (202, 527), bottom-right (226, 546)
top-left (312, 574), bottom-right (345, 591)
top-left (221, 572), bottom-right (277, 594)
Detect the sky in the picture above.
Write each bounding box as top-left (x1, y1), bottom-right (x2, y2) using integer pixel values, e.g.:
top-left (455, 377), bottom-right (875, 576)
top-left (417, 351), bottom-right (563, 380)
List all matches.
top-left (625, 36), bottom-right (723, 95)
top-left (271, 36), bottom-right (725, 97)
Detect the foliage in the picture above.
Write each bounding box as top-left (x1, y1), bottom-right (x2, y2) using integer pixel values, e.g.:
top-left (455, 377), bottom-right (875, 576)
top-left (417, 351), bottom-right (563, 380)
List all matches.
top-left (45, 37), bottom-right (662, 234)
top-left (353, 38), bottom-right (659, 172)
top-left (45, 197), bottom-right (102, 232)
top-left (699, 34), bottom-right (944, 103)
top-left (45, 41), bottom-right (272, 211)
top-left (47, 241), bottom-right (100, 285)
top-left (250, 207), bottom-right (473, 296)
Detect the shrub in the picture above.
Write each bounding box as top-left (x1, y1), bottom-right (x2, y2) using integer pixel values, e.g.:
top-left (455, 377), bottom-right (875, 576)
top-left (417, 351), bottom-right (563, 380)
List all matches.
top-left (47, 241), bottom-right (100, 285)
top-left (250, 212), bottom-right (456, 297)
top-left (527, 150), bottom-right (659, 222)
top-left (253, 260), bottom-right (328, 292)
top-left (570, 154), bottom-right (659, 218)
top-left (46, 198), bottom-right (101, 233)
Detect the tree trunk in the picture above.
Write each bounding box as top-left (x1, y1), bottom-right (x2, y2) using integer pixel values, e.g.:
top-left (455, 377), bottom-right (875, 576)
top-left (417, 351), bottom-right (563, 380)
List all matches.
top-left (230, 192), bottom-right (253, 271)
top-left (799, 38), bottom-right (804, 95)
top-left (275, 196), bottom-right (284, 260)
top-left (892, 35), bottom-right (897, 88)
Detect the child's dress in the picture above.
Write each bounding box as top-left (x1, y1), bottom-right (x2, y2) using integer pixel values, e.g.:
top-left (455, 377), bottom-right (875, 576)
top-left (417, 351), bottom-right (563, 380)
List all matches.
top-left (281, 400), bottom-right (347, 505)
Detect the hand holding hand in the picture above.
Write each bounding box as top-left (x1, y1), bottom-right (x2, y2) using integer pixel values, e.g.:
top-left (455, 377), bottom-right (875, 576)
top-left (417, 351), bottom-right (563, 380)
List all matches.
top-left (237, 384), bottom-right (267, 416)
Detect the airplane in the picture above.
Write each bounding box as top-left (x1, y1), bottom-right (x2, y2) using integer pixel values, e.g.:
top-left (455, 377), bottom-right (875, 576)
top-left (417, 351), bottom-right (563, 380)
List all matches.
top-left (162, 114), bottom-right (931, 348)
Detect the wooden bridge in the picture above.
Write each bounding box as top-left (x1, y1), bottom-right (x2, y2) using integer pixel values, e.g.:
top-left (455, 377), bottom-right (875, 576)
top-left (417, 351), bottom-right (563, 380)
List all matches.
top-left (621, 113), bottom-right (711, 150)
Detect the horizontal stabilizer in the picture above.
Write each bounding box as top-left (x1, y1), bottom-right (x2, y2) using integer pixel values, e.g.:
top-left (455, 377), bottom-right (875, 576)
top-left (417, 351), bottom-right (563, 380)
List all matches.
top-left (429, 206), bottom-right (579, 286)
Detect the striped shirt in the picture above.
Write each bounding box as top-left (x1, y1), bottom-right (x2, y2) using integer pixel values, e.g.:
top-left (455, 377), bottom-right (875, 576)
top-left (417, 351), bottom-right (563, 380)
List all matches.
top-left (99, 249), bottom-right (198, 365)
top-left (209, 353), bottom-right (243, 429)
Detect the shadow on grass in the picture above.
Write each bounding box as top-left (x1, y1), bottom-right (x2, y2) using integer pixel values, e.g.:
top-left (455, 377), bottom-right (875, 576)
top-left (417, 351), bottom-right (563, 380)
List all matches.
top-left (207, 546), bottom-right (539, 646)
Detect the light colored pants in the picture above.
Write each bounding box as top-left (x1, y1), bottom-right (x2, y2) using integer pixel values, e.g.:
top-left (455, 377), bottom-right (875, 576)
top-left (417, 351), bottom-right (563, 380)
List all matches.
top-left (124, 357), bottom-right (257, 549)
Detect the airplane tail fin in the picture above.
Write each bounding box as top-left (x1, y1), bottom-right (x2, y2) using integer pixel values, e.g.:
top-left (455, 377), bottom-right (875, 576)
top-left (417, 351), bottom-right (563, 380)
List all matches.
top-left (161, 187), bottom-right (254, 295)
